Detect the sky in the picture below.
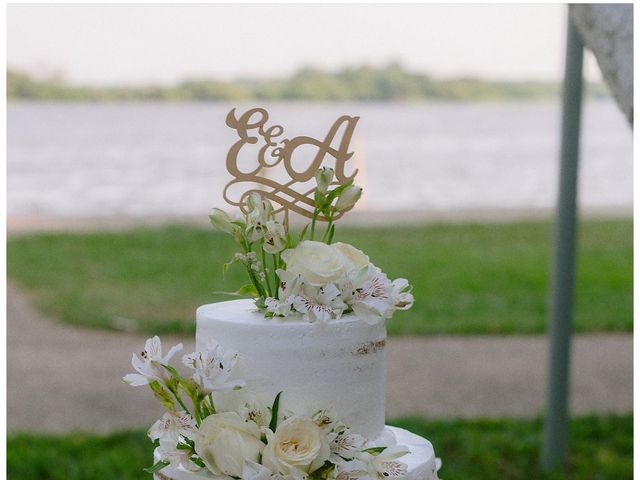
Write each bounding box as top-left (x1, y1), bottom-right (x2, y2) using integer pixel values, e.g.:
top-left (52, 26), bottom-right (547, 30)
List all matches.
top-left (7, 3), bottom-right (601, 85)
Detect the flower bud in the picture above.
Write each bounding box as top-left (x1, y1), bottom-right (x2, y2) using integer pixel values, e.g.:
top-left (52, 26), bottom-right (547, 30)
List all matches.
top-left (315, 167), bottom-right (334, 194)
top-left (334, 185), bottom-right (362, 212)
top-left (209, 208), bottom-right (236, 234)
top-left (246, 192), bottom-right (273, 216)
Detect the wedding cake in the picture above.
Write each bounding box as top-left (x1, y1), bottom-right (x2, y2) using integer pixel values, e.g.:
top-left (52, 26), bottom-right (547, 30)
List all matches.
top-left (123, 108), bottom-right (441, 480)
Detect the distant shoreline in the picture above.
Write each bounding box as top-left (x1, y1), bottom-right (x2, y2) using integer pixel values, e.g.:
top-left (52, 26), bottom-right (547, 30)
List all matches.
top-left (8, 64), bottom-right (611, 103)
top-left (7, 207), bottom-right (632, 234)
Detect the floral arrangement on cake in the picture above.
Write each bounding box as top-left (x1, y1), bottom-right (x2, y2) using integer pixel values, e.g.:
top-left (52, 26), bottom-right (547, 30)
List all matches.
top-left (209, 167), bottom-right (414, 324)
top-left (124, 336), bottom-right (411, 479)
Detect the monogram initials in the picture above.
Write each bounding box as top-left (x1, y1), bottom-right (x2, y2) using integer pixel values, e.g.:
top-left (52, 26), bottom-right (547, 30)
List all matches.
top-left (223, 107), bottom-right (360, 226)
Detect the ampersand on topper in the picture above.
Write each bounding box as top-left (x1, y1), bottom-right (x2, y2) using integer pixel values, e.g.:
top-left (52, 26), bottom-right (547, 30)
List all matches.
top-left (223, 107), bottom-right (360, 227)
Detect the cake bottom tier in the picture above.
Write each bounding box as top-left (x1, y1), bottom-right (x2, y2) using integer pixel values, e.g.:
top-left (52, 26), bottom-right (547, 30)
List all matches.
top-left (153, 426), bottom-right (440, 480)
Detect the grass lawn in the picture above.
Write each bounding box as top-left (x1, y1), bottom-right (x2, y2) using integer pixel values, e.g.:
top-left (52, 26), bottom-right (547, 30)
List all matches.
top-left (7, 219), bottom-right (631, 335)
top-left (7, 415), bottom-right (632, 480)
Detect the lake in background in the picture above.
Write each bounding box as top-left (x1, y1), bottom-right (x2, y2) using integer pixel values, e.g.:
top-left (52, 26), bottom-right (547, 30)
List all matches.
top-left (7, 101), bottom-right (633, 220)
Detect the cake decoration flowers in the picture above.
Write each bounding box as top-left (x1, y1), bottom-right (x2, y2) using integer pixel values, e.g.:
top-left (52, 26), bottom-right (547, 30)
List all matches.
top-left (123, 336), bottom-right (412, 479)
top-left (211, 108), bottom-right (414, 325)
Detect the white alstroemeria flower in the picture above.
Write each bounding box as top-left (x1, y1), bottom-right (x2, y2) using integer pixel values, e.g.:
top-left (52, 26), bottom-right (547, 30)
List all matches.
top-left (352, 445), bottom-right (409, 479)
top-left (156, 438), bottom-right (201, 473)
top-left (123, 336), bottom-right (183, 386)
top-left (265, 269), bottom-right (304, 317)
top-left (293, 283), bottom-right (346, 323)
top-left (263, 220), bottom-right (287, 254)
top-left (390, 278), bottom-right (414, 311)
top-left (245, 192), bottom-right (274, 242)
top-left (328, 427), bottom-right (365, 463)
top-left (333, 461), bottom-right (368, 480)
top-left (337, 266), bottom-right (371, 305)
top-left (338, 266), bottom-right (393, 325)
top-left (265, 296), bottom-right (292, 317)
top-left (238, 400), bottom-right (272, 428)
top-left (312, 407), bottom-right (338, 432)
top-left (182, 340), bottom-right (245, 394)
top-left (340, 265), bottom-right (413, 325)
top-left (148, 411), bottom-right (196, 443)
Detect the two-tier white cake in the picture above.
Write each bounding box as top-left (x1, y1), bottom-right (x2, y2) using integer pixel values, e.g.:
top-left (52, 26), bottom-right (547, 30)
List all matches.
top-left (155, 300), bottom-right (439, 480)
top-left (126, 107), bottom-right (442, 480)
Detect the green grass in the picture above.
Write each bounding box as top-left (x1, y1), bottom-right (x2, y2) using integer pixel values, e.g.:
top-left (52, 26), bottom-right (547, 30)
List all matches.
top-left (7, 415), bottom-right (632, 480)
top-left (7, 220), bottom-right (631, 335)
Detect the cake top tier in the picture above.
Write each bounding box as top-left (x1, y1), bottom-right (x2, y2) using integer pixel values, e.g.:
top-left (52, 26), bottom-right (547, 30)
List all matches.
top-left (198, 298), bottom-right (362, 326)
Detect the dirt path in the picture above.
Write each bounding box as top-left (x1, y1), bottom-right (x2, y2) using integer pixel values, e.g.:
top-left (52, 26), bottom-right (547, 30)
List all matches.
top-left (7, 283), bottom-right (632, 433)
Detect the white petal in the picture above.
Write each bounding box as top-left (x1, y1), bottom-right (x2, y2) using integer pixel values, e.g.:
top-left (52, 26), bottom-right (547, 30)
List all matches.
top-left (163, 343), bottom-right (183, 363)
top-left (131, 353), bottom-right (146, 371)
top-left (242, 460), bottom-right (273, 480)
top-left (148, 418), bottom-right (165, 441)
top-left (352, 303), bottom-right (384, 325)
top-left (123, 373), bottom-right (150, 386)
top-left (145, 336), bottom-right (163, 360)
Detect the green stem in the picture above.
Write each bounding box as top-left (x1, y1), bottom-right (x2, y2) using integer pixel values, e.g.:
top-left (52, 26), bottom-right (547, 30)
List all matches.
top-left (322, 210), bottom-right (335, 243)
top-left (208, 393), bottom-right (216, 414)
top-left (188, 392), bottom-right (202, 426)
top-left (272, 254), bottom-right (280, 299)
top-left (261, 247), bottom-right (273, 297)
top-left (310, 209), bottom-right (319, 240)
top-left (242, 240), bottom-right (267, 299)
top-left (247, 266), bottom-right (267, 299)
top-left (168, 386), bottom-right (191, 417)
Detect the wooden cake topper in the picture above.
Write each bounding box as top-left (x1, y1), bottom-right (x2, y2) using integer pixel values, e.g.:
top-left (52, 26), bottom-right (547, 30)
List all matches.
top-left (223, 107), bottom-right (360, 227)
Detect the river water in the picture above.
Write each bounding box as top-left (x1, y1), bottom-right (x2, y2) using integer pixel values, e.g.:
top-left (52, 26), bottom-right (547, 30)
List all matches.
top-left (7, 101), bottom-right (633, 218)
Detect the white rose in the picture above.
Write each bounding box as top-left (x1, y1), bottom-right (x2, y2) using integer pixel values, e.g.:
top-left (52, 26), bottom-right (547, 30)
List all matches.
top-left (281, 241), bottom-right (369, 286)
top-left (331, 243), bottom-right (369, 271)
top-left (262, 417), bottom-right (330, 477)
top-left (194, 412), bottom-right (265, 478)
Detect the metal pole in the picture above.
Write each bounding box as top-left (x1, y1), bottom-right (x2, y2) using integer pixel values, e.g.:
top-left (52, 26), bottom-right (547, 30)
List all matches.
top-left (541, 13), bottom-right (584, 471)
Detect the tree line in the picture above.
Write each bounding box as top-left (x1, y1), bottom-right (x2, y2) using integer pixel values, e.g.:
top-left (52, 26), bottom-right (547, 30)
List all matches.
top-left (7, 63), bottom-right (609, 102)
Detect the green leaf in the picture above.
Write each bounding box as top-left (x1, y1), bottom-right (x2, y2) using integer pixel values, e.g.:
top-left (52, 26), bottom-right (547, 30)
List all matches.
top-left (148, 381), bottom-right (176, 412)
top-left (160, 363), bottom-right (180, 378)
top-left (297, 224), bottom-right (310, 244)
top-left (362, 446), bottom-right (387, 455)
top-left (325, 224), bottom-right (336, 244)
top-left (269, 391), bottom-right (283, 432)
top-left (237, 284), bottom-right (259, 297)
top-left (325, 181), bottom-right (353, 204)
top-left (177, 377), bottom-right (198, 396)
top-left (309, 461), bottom-right (335, 480)
top-left (143, 460), bottom-right (170, 474)
top-left (191, 456), bottom-right (206, 468)
top-left (212, 283), bottom-right (258, 299)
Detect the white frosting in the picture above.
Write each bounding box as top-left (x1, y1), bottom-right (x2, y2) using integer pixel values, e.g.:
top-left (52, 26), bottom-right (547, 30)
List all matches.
top-left (196, 299), bottom-right (386, 440)
top-left (154, 426), bottom-right (440, 480)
